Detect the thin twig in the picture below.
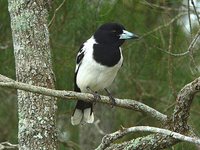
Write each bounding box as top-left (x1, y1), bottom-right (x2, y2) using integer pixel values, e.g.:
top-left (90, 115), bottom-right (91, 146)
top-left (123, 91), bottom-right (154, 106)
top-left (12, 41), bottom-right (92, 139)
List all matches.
top-left (95, 0), bottom-right (103, 20)
top-left (141, 0), bottom-right (181, 11)
top-left (155, 27), bottom-right (200, 57)
top-left (188, 0), bottom-right (193, 36)
top-left (156, 47), bottom-right (189, 56)
top-left (163, 102), bottom-right (176, 113)
top-left (191, 0), bottom-right (200, 25)
top-left (0, 141), bottom-right (18, 150)
top-left (168, 24), bottom-right (177, 97)
top-left (0, 44), bottom-right (9, 50)
top-left (188, 27), bottom-right (200, 71)
top-left (188, 27), bottom-right (200, 53)
top-left (140, 12), bottom-right (187, 39)
top-left (48, 0), bottom-right (66, 28)
top-left (96, 126), bottom-right (200, 150)
top-left (141, 0), bottom-right (200, 14)
top-left (94, 119), bottom-right (106, 135)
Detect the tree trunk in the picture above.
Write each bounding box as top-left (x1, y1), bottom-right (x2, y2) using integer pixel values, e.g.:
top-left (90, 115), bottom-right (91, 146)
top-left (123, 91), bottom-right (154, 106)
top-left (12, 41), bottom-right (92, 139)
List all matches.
top-left (8, 0), bottom-right (57, 149)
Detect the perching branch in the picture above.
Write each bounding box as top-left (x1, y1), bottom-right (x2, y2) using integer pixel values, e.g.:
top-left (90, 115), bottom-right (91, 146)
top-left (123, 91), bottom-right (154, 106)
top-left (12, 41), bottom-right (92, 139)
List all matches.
top-left (96, 126), bottom-right (200, 150)
top-left (0, 74), bottom-right (167, 122)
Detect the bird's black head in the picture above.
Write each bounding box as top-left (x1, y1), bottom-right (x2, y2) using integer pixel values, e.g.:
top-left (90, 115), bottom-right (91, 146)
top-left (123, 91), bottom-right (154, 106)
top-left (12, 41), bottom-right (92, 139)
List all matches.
top-left (94, 23), bottom-right (138, 46)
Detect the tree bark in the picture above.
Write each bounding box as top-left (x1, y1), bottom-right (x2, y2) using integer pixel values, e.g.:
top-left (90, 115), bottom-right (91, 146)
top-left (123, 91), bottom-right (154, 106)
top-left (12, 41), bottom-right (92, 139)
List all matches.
top-left (8, 0), bottom-right (57, 149)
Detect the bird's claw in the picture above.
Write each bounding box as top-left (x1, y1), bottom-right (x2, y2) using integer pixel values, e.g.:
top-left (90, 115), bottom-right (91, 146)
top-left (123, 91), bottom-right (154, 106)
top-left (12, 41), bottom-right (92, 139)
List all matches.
top-left (93, 91), bottom-right (101, 105)
top-left (86, 87), bottom-right (101, 105)
top-left (104, 88), bottom-right (116, 107)
top-left (108, 95), bottom-right (116, 107)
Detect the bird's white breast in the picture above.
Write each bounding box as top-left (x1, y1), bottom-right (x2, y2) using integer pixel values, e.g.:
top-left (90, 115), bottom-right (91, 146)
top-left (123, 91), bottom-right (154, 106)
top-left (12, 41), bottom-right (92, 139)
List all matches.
top-left (76, 37), bottom-right (123, 92)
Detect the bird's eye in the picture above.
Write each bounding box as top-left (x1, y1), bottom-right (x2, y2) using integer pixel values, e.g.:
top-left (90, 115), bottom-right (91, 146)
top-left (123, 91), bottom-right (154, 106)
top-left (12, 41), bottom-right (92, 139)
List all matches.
top-left (111, 30), bottom-right (117, 33)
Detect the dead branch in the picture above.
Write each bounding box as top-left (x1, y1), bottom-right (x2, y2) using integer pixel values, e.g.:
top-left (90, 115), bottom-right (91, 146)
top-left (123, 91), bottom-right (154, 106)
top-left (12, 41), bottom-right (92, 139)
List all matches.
top-left (96, 126), bottom-right (200, 150)
top-left (96, 75), bottom-right (200, 149)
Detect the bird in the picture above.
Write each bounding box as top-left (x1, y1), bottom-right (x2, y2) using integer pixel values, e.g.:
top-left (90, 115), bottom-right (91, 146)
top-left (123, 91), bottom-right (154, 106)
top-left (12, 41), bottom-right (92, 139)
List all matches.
top-left (71, 23), bottom-right (139, 125)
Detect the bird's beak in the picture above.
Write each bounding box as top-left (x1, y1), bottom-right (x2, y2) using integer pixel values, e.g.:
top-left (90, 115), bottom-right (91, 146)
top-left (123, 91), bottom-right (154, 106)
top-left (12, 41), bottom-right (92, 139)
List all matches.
top-left (119, 30), bottom-right (139, 40)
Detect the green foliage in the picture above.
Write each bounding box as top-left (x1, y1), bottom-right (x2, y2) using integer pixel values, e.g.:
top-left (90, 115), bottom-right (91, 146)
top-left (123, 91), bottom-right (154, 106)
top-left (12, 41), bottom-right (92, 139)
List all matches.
top-left (0, 0), bottom-right (16, 143)
top-left (0, 0), bottom-right (200, 149)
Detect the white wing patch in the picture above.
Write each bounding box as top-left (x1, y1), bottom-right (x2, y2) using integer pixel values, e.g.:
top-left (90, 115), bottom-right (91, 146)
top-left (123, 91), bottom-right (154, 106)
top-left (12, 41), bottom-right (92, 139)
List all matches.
top-left (75, 45), bottom-right (85, 72)
top-left (75, 36), bottom-right (97, 72)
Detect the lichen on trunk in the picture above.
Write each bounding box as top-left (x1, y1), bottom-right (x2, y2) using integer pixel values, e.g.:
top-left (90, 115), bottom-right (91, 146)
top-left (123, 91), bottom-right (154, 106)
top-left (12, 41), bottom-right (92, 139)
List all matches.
top-left (8, 0), bottom-right (57, 149)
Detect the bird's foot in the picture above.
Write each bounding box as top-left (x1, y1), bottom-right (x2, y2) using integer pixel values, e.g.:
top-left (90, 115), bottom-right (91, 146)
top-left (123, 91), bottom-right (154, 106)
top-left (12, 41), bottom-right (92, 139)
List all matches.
top-left (86, 87), bottom-right (101, 104)
top-left (109, 95), bottom-right (116, 107)
top-left (93, 91), bottom-right (101, 104)
top-left (104, 88), bottom-right (116, 107)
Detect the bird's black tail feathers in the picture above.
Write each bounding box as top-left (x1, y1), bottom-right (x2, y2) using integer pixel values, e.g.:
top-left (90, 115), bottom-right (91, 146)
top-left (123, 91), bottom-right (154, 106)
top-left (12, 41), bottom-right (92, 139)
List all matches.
top-left (71, 100), bottom-right (94, 125)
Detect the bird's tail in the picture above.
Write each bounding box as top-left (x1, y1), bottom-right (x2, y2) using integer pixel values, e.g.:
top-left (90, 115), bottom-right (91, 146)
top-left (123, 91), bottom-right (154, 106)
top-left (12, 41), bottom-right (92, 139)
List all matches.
top-left (71, 100), bottom-right (94, 125)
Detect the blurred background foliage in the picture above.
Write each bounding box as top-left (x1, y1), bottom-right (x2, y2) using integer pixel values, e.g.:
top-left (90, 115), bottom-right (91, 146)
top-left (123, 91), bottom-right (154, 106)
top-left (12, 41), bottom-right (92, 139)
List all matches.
top-left (0, 0), bottom-right (200, 149)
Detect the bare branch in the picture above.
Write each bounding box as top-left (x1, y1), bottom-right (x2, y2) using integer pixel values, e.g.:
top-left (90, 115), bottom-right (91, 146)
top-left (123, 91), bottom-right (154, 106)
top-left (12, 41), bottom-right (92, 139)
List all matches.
top-left (0, 142), bottom-right (18, 150)
top-left (167, 25), bottom-right (177, 97)
top-left (95, 74), bottom-right (200, 149)
top-left (140, 12), bottom-right (187, 39)
top-left (96, 126), bottom-right (200, 150)
top-left (48, 0), bottom-right (66, 28)
top-left (188, 27), bottom-right (200, 53)
top-left (191, 0), bottom-right (200, 25)
top-left (188, 0), bottom-right (193, 36)
top-left (140, 1), bottom-right (181, 11)
top-left (155, 27), bottom-right (200, 57)
top-left (0, 74), bottom-right (167, 122)
top-left (0, 44), bottom-right (9, 50)
top-left (94, 119), bottom-right (106, 135)
top-left (173, 76), bottom-right (200, 132)
top-left (105, 133), bottom-right (178, 150)
top-left (188, 27), bottom-right (200, 71)
top-left (141, 0), bottom-right (200, 14)
top-left (157, 47), bottom-right (190, 56)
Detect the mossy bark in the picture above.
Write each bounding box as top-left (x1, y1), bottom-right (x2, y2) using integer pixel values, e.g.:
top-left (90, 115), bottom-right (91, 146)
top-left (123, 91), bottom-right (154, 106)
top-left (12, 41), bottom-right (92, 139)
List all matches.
top-left (8, 0), bottom-right (57, 149)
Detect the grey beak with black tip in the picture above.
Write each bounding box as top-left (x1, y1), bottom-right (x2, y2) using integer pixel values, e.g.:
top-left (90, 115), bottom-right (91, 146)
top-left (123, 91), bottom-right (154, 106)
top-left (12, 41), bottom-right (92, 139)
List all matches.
top-left (119, 30), bottom-right (139, 40)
